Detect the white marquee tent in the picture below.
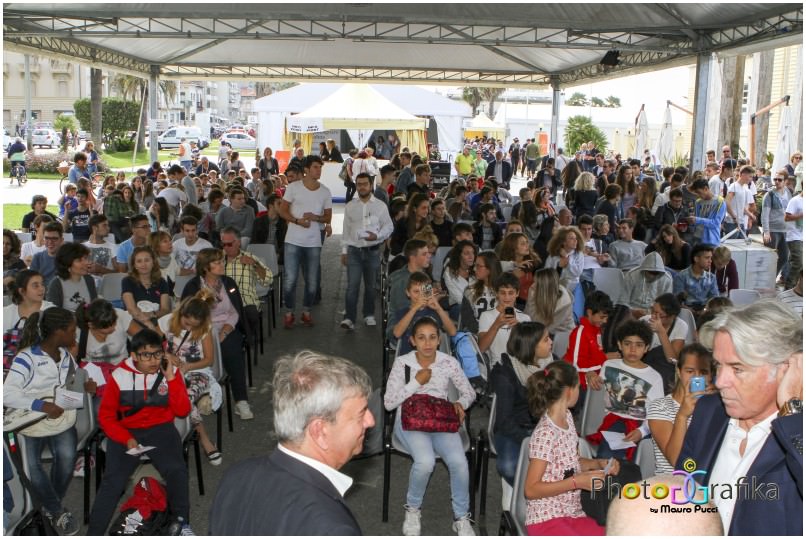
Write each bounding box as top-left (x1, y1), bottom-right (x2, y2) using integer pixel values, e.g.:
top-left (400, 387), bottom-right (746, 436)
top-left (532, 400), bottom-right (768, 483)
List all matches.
top-left (254, 83), bottom-right (470, 155)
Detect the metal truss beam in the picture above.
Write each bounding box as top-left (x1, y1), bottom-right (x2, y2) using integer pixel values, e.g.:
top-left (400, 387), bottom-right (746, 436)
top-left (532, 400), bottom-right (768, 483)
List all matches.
top-left (158, 65), bottom-right (552, 88)
top-left (3, 35), bottom-right (151, 75)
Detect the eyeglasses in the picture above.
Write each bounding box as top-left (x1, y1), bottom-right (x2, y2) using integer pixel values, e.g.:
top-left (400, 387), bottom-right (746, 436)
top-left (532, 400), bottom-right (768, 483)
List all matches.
top-left (221, 241), bottom-right (236, 247)
top-left (43, 236), bottom-right (61, 242)
top-left (137, 350), bottom-right (165, 361)
top-left (775, 177), bottom-right (785, 182)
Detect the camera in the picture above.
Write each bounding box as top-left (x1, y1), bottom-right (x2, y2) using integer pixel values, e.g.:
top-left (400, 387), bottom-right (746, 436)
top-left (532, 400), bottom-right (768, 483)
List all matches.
top-left (504, 306), bottom-right (515, 316)
top-left (421, 283), bottom-right (433, 297)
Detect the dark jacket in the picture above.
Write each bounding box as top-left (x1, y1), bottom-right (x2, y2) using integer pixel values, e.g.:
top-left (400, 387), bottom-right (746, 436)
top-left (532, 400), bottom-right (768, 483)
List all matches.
top-left (472, 221), bottom-right (503, 250)
top-left (209, 448), bottom-right (362, 536)
top-left (257, 157), bottom-right (279, 179)
top-left (490, 354), bottom-right (537, 443)
top-left (678, 394), bottom-right (802, 536)
top-left (655, 202), bottom-right (688, 230)
top-left (181, 275), bottom-right (247, 336)
top-left (195, 161), bottom-right (221, 177)
top-left (251, 215), bottom-right (287, 264)
top-left (485, 160), bottom-right (513, 187)
top-left (573, 189), bottom-right (599, 219)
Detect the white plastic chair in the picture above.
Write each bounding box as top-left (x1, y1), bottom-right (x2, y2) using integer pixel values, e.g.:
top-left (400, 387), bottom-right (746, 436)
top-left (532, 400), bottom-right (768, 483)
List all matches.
top-left (552, 330), bottom-right (572, 359)
top-left (99, 273), bottom-right (126, 301)
top-left (592, 267), bottom-right (625, 303)
top-left (499, 437), bottom-right (530, 536)
top-left (173, 274), bottom-right (194, 299)
top-left (729, 288), bottom-right (761, 306)
top-left (677, 308), bottom-right (698, 344)
top-left (15, 231), bottom-right (32, 244)
top-left (431, 246), bottom-right (452, 283)
top-left (635, 438), bottom-right (657, 479)
top-left (63, 232), bottom-right (74, 243)
top-left (578, 386), bottom-right (607, 458)
top-left (3, 440), bottom-right (34, 534)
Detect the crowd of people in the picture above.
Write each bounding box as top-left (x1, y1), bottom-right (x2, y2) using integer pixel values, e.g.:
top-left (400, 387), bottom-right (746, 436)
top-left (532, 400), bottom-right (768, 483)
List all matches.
top-left (2, 135), bottom-right (803, 536)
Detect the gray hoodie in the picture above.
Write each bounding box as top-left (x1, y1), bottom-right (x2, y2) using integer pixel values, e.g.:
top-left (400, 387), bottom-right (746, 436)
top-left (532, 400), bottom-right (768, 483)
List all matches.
top-left (616, 252), bottom-right (673, 310)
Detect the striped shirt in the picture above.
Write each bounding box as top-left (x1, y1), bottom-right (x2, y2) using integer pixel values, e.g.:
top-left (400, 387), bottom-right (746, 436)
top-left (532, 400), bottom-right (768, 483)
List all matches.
top-left (224, 250), bottom-right (272, 307)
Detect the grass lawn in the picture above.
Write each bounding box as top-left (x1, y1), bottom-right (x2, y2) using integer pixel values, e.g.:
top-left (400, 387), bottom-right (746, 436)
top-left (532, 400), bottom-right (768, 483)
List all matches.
top-left (101, 139), bottom-right (222, 170)
top-left (4, 204), bottom-right (59, 230)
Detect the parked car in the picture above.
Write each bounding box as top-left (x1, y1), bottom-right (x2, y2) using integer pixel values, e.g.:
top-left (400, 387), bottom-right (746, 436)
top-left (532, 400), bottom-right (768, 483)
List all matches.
top-left (156, 126), bottom-right (210, 150)
top-left (31, 128), bottom-right (61, 148)
top-left (219, 132), bottom-right (257, 150)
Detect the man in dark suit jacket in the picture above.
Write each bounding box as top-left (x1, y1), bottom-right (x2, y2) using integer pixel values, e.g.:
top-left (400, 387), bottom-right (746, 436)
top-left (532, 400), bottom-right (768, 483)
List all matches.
top-left (209, 351), bottom-right (374, 535)
top-left (678, 300), bottom-right (802, 536)
top-left (485, 150), bottom-right (513, 189)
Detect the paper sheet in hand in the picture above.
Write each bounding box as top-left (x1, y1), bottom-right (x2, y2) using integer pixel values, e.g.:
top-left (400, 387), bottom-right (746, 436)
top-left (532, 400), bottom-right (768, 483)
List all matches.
top-left (82, 362), bottom-right (107, 386)
top-left (602, 430), bottom-right (636, 450)
top-left (54, 387), bottom-right (84, 410)
top-left (126, 445), bottom-right (156, 456)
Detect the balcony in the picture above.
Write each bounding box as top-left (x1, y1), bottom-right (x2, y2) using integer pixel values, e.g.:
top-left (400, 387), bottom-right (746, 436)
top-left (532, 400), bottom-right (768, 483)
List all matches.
top-left (50, 60), bottom-right (73, 75)
top-left (17, 62), bottom-right (40, 76)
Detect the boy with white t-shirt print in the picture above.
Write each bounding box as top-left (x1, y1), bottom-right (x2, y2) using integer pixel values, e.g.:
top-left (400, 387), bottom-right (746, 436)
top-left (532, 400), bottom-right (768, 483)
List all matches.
top-left (83, 214), bottom-right (118, 289)
top-left (590, 319), bottom-right (664, 459)
top-left (172, 216), bottom-right (212, 276)
top-left (478, 273), bottom-right (531, 365)
top-left (277, 155), bottom-right (332, 328)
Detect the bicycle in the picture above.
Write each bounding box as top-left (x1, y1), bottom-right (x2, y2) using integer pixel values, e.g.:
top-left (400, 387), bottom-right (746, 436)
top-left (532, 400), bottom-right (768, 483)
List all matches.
top-left (58, 162), bottom-right (100, 194)
top-left (8, 152), bottom-right (27, 186)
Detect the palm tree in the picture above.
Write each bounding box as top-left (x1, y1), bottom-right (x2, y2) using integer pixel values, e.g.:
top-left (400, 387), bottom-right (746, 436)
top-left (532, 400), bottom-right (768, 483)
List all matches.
top-left (112, 75), bottom-right (177, 151)
top-left (590, 97), bottom-right (606, 108)
top-left (479, 88), bottom-right (506, 120)
top-left (255, 81), bottom-right (297, 98)
top-left (462, 88), bottom-right (482, 117)
top-left (605, 96), bottom-right (622, 108)
top-left (565, 92), bottom-right (589, 107)
top-left (564, 115), bottom-right (608, 154)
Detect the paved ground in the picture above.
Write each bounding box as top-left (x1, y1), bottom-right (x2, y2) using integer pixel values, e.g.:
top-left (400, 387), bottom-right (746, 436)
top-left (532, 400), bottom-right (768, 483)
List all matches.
top-left (53, 210), bottom-right (506, 536)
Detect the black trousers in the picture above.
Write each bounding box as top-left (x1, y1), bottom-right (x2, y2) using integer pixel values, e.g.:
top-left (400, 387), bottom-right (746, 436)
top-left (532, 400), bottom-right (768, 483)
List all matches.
top-left (87, 421), bottom-right (189, 535)
top-left (221, 329), bottom-right (248, 401)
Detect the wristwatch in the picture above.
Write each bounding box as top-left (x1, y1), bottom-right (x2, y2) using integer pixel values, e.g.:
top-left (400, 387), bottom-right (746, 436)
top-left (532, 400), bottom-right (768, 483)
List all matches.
top-left (779, 398), bottom-right (803, 417)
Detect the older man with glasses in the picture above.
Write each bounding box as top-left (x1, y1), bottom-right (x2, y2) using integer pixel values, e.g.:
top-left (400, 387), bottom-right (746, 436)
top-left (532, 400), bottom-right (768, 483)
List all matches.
top-left (220, 226), bottom-right (272, 352)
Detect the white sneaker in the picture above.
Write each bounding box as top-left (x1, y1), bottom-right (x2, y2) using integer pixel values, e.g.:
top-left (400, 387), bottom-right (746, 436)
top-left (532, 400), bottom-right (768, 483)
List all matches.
top-left (364, 316), bottom-right (377, 326)
top-left (452, 514), bottom-right (475, 536)
top-left (234, 401), bottom-right (254, 420)
top-left (340, 319), bottom-right (355, 330)
top-left (402, 505), bottom-right (421, 536)
top-left (73, 455), bottom-right (85, 478)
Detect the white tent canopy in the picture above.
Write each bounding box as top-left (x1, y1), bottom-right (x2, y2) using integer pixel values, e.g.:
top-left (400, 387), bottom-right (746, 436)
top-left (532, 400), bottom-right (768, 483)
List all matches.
top-left (464, 114), bottom-right (505, 134)
top-left (254, 83), bottom-right (470, 154)
top-left (771, 106), bottom-right (794, 175)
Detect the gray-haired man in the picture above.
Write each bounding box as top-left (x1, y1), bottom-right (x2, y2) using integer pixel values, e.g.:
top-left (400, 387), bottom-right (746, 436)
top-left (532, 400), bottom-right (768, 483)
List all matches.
top-left (209, 351), bottom-right (374, 535)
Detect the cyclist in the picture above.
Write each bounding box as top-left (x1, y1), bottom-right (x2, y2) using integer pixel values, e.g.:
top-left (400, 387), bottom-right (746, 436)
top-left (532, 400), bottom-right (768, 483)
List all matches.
top-left (7, 137), bottom-right (27, 180)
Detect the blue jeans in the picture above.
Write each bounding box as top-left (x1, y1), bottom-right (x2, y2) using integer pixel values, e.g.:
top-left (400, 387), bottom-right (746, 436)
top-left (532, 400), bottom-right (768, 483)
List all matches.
top-left (595, 419), bottom-right (629, 460)
top-left (394, 417), bottom-right (470, 518)
top-left (768, 232), bottom-right (789, 278)
top-left (493, 433), bottom-right (523, 487)
top-left (22, 427), bottom-right (77, 514)
top-left (283, 243), bottom-right (321, 312)
top-left (345, 245), bottom-right (380, 322)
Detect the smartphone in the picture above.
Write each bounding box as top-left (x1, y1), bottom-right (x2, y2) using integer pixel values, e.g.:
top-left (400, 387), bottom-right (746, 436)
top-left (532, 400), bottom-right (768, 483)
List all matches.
top-left (603, 457), bottom-right (615, 475)
top-left (690, 376), bottom-right (706, 394)
top-left (421, 283), bottom-right (433, 297)
top-left (161, 355), bottom-right (168, 371)
top-left (504, 306), bottom-right (515, 316)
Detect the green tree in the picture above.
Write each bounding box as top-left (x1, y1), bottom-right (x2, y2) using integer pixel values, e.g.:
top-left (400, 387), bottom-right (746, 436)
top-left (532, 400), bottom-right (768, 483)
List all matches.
top-left (73, 98), bottom-right (140, 150)
top-left (565, 92), bottom-right (589, 106)
top-left (53, 114), bottom-right (77, 152)
top-left (564, 115), bottom-right (608, 154)
top-left (605, 95), bottom-right (622, 108)
top-left (462, 87), bottom-right (482, 117)
top-left (590, 97), bottom-right (606, 108)
top-left (255, 82), bottom-right (297, 98)
top-left (112, 75), bottom-right (177, 150)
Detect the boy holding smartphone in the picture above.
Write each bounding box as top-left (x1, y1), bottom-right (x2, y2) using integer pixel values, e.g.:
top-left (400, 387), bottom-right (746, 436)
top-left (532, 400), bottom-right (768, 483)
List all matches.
top-left (478, 273), bottom-right (531, 365)
top-left (390, 272), bottom-right (456, 354)
top-left (88, 329), bottom-right (193, 535)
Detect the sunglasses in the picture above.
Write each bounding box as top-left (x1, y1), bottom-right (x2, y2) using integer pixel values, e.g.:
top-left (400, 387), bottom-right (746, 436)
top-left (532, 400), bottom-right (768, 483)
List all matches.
top-left (221, 241), bottom-right (236, 247)
top-left (43, 236), bottom-right (61, 242)
top-left (775, 177), bottom-right (785, 182)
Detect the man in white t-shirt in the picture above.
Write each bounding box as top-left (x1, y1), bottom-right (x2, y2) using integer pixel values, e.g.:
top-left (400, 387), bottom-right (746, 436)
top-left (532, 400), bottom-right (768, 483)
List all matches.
top-left (173, 216), bottom-right (212, 276)
top-left (277, 155), bottom-right (332, 328)
top-left (158, 165), bottom-right (189, 215)
top-left (178, 137), bottom-right (192, 173)
top-left (478, 273), bottom-right (531, 365)
top-left (784, 192), bottom-right (803, 290)
top-left (723, 165), bottom-right (755, 235)
top-left (706, 160), bottom-right (726, 198)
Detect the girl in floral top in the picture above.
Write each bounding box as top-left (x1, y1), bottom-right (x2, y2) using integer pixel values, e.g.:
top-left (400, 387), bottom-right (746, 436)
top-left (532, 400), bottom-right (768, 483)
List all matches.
top-left (523, 361), bottom-right (619, 536)
top-left (383, 317), bottom-right (476, 536)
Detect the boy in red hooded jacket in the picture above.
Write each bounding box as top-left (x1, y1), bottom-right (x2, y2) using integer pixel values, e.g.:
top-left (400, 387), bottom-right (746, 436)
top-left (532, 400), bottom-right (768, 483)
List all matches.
top-left (88, 329), bottom-right (192, 535)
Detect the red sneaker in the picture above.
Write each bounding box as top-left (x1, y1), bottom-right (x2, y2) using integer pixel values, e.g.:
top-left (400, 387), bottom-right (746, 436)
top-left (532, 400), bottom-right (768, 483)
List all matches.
top-left (283, 313), bottom-right (295, 329)
top-left (301, 312), bottom-right (314, 327)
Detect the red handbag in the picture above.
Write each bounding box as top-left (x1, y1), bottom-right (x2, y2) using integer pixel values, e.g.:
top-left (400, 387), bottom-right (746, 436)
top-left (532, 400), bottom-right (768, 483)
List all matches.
top-left (400, 365), bottom-right (460, 433)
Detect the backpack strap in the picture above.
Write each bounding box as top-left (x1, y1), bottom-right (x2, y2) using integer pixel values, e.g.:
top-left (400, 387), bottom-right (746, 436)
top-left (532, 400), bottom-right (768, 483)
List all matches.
top-left (118, 370), bottom-right (165, 419)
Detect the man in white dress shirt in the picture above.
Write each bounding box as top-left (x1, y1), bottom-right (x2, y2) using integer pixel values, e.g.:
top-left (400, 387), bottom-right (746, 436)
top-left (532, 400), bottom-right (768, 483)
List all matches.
top-left (340, 172), bottom-right (394, 330)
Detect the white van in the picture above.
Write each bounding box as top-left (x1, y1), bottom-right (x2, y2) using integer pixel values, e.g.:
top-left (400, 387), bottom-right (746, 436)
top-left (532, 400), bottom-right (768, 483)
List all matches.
top-left (156, 126), bottom-right (209, 150)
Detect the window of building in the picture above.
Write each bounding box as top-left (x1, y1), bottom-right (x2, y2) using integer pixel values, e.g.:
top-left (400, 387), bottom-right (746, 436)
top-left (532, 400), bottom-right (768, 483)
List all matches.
top-left (57, 80), bottom-right (68, 97)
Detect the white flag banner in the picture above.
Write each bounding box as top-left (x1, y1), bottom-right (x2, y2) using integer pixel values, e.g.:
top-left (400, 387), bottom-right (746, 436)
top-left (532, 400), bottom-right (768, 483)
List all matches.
top-left (287, 116), bottom-right (325, 133)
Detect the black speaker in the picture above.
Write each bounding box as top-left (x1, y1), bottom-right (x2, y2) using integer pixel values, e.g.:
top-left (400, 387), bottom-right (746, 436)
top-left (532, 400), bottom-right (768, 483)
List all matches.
top-left (600, 50), bottom-right (621, 67)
